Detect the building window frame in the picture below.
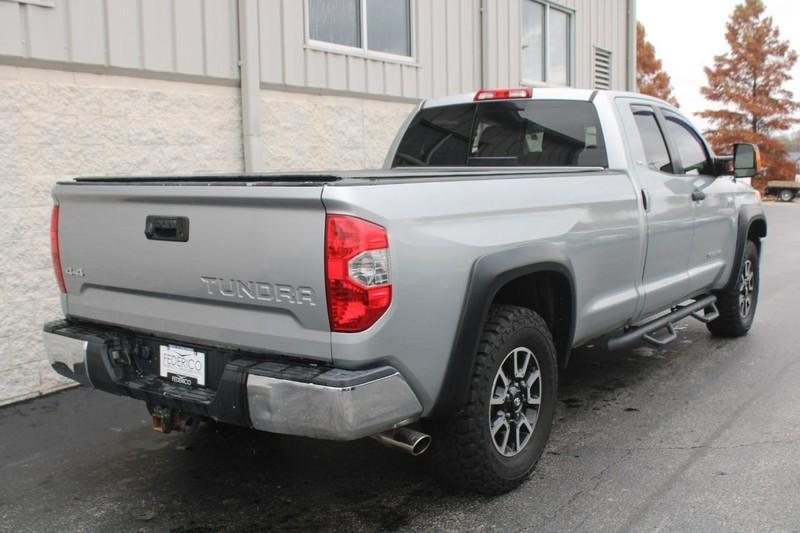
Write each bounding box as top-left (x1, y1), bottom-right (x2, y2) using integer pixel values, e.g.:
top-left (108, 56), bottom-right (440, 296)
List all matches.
top-left (304, 0), bottom-right (417, 65)
top-left (519, 0), bottom-right (574, 87)
top-left (3, 0), bottom-right (55, 6)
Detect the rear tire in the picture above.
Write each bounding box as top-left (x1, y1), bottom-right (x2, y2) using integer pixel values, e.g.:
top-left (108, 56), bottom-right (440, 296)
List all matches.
top-left (707, 240), bottom-right (759, 337)
top-left (430, 304), bottom-right (557, 494)
top-left (778, 189), bottom-right (795, 202)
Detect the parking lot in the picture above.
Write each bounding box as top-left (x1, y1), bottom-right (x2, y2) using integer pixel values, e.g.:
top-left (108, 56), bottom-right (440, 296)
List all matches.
top-left (1, 203), bottom-right (798, 533)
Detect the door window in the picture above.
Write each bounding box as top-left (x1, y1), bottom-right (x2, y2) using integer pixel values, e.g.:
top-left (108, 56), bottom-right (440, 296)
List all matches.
top-left (630, 105), bottom-right (673, 173)
top-left (662, 110), bottom-right (712, 175)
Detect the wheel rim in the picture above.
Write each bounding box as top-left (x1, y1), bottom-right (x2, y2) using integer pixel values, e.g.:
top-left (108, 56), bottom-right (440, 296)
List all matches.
top-left (738, 258), bottom-right (755, 318)
top-left (780, 190), bottom-right (792, 201)
top-left (488, 347), bottom-right (542, 457)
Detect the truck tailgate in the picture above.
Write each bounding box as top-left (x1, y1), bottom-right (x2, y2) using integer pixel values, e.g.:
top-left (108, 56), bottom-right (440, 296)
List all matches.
top-left (53, 183), bottom-right (331, 361)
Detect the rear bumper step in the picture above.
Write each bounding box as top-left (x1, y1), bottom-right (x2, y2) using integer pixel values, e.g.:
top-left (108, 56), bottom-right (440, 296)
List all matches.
top-left (43, 320), bottom-right (422, 440)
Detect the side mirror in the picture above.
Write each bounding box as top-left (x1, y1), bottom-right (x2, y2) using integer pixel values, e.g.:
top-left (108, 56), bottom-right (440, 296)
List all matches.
top-left (733, 143), bottom-right (761, 178)
top-left (714, 155), bottom-right (733, 176)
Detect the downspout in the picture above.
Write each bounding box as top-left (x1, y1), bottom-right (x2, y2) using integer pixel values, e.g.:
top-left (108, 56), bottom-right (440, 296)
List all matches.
top-left (626, 0), bottom-right (637, 92)
top-left (480, 0), bottom-right (489, 87)
top-left (237, 0), bottom-right (265, 172)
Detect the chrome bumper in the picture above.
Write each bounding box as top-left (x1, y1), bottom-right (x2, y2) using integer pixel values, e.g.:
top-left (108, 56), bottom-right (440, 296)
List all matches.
top-left (246, 364), bottom-right (422, 440)
top-left (43, 321), bottom-right (422, 441)
top-left (43, 329), bottom-right (91, 386)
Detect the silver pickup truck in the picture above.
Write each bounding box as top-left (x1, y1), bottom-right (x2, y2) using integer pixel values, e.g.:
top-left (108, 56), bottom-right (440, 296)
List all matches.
top-left (44, 87), bottom-right (766, 494)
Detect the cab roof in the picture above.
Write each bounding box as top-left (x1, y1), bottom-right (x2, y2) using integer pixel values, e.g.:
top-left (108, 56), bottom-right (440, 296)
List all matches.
top-left (421, 87), bottom-right (673, 109)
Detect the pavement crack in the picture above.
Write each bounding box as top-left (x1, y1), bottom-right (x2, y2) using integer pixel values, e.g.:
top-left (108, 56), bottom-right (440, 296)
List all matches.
top-left (536, 448), bottom-right (634, 528)
top-left (641, 436), bottom-right (800, 451)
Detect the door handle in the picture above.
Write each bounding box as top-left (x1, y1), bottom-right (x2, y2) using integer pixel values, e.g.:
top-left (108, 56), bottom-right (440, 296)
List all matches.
top-left (691, 190), bottom-right (706, 202)
top-left (145, 215), bottom-right (190, 242)
top-left (641, 188), bottom-right (650, 212)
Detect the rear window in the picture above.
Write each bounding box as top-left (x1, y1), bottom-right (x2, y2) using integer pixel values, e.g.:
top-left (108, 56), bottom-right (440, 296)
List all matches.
top-left (393, 100), bottom-right (607, 168)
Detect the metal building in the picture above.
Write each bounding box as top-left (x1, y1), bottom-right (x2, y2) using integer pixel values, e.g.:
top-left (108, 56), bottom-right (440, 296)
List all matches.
top-left (0, 0), bottom-right (636, 404)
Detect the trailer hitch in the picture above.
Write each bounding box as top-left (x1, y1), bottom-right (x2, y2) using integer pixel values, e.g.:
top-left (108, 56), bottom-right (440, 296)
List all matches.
top-left (151, 406), bottom-right (196, 434)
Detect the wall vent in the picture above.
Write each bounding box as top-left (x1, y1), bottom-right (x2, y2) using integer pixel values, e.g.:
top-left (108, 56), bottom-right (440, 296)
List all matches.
top-left (593, 47), bottom-right (612, 90)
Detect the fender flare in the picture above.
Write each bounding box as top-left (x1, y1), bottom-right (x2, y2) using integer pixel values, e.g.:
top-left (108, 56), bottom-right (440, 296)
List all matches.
top-left (721, 204), bottom-right (767, 292)
top-left (428, 248), bottom-right (576, 419)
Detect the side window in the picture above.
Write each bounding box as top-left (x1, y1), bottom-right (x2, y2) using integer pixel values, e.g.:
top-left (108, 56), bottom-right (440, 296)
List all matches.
top-left (393, 104), bottom-right (475, 166)
top-left (630, 105), bottom-right (673, 173)
top-left (662, 110), bottom-right (712, 175)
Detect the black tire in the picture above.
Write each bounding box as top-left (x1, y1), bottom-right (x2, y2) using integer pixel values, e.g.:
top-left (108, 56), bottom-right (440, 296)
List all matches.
top-left (707, 240), bottom-right (759, 337)
top-left (778, 189), bottom-right (795, 202)
top-left (430, 304), bottom-right (557, 494)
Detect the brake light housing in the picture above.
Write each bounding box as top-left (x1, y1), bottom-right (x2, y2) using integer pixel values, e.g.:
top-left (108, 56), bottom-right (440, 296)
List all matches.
top-left (474, 87), bottom-right (532, 101)
top-left (325, 215), bottom-right (391, 332)
top-left (50, 205), bottom-right (66, 293)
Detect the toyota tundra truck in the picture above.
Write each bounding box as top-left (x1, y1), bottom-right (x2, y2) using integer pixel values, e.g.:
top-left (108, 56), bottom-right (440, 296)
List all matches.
top-left (43, 87), bottom-right (767, 494)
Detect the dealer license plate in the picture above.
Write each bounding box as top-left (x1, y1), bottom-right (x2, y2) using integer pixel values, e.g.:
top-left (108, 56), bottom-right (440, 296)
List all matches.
top-left (159, 344), bottom-right (206, 387)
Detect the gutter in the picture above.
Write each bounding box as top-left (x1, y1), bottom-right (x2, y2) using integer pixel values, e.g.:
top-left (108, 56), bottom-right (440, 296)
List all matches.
top-left (480, 0), bottom-right (489, 87)
top-left (237, 0), bottom-right (266, 172)
top-left (626, 0), bottom-right (637, 92)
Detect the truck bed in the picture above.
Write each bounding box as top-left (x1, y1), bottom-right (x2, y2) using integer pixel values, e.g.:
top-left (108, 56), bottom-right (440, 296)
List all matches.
top-left (53, 166), bottom-right (606, 365)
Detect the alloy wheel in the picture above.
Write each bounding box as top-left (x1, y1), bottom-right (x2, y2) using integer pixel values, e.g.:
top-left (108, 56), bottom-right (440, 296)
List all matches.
top-left (488, 347), bottom-right (542, 457)
top-left (738, 259), bottom-right (755, 318)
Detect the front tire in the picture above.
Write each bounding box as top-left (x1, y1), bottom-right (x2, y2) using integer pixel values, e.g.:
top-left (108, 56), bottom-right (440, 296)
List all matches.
top-left (707, 240), bottom-right (760, 337)
top-left (431, 305), bottom-right (557, 494)
top-left (778, 189), bottom-right (795, 202)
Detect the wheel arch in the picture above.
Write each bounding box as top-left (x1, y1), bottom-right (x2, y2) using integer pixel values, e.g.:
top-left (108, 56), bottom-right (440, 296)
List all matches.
top-left (721, 204), bottom-right (767, 292)
top-left (429, 249), bottom-right (576, 420)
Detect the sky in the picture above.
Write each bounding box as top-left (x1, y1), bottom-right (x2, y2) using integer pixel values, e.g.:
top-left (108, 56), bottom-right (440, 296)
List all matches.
top-left (637, 0), bottom-right (800, 133)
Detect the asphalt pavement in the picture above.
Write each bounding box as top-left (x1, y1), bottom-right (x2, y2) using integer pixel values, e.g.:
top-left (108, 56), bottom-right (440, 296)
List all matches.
top-left (1, 203), bottom-right (798, 532)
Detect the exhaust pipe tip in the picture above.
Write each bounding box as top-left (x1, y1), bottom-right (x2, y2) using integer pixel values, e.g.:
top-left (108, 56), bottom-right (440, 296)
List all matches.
top-left (371, 427), bottom-right (431, 456)
top-left (409, 433), bottom-right (431, 456)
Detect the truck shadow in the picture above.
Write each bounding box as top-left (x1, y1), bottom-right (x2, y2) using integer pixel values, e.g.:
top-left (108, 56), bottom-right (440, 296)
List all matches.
top-left (126, 326), bottom-right (698, 532)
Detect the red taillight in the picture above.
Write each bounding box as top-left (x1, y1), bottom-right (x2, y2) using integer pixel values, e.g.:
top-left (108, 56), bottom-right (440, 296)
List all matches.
top-left (325, 215), bottom-right (391, 332)
top-left (50, 205), bottom-right (66, 293)
top-left (474, 87), bottom-right (532, 101)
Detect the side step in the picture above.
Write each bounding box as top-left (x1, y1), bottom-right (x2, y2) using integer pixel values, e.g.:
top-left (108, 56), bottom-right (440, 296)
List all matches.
top-left (607, 295), bottom-right (718, 352)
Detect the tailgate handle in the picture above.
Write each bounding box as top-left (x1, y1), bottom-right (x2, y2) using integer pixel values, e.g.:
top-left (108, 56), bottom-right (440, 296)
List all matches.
top-left (145, 216), bottom-right (189, 242)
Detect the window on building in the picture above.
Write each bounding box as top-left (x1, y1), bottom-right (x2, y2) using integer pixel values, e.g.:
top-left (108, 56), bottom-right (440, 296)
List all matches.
top-left (521, 1), bottom-right (572, 86)
top-left (308, 0), bottom-right (412, 58)
top-left (662, 110), bottom-right (713, 175)
top-left (308, 0), bottom-right (361, 48)
top-left (367, 0), bottom-right (412, 56)
top-left (631, 105), bottom-right (673, 173)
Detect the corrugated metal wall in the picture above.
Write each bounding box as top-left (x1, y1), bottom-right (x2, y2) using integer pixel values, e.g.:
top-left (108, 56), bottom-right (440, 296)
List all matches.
top-left (482, 0), bottom-right (631, 90)
top-left (0, 0), bottom-right (630, 97)
top-left (0, 0), bottom-right (240, 80)
top-left (257, 0), bottom-right (482, 99)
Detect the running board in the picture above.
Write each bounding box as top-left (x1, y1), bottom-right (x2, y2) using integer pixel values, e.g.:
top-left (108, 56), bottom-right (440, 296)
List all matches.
top-left (607, 295), bottom-right (718, 352)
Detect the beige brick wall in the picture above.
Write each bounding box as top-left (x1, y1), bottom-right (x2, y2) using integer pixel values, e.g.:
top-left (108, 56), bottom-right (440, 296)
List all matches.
top-left (0, 66), bottom-right (244, 405)
top-left (0, 66), bottom-right (415, 405)
top-left (261, 90), bottom-right (414, 171)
